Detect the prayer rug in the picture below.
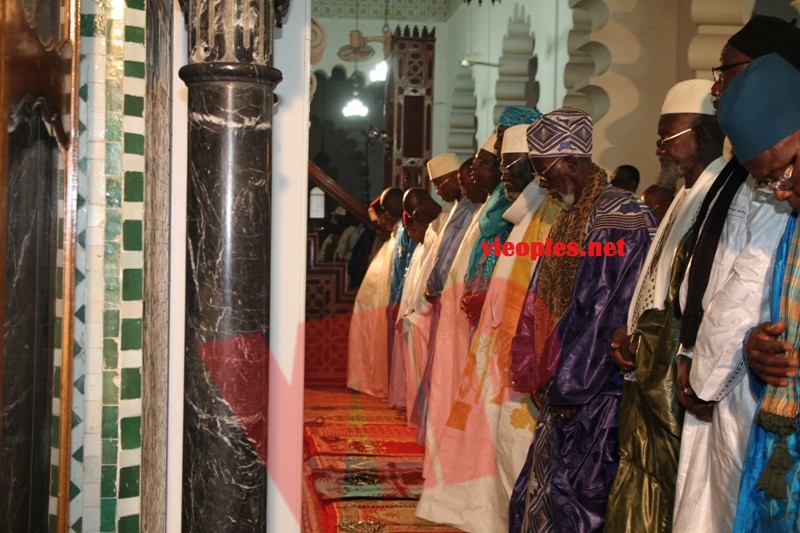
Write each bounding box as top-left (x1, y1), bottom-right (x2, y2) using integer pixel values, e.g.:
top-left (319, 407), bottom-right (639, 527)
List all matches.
top-left (305, 389), bottom-right (408, 426)
top-left (304, 424), bottom-right (424, 457)
top-left (323, 500), bottom-right (462, 532)
top-left (302, 388), bottom-right (464, 533)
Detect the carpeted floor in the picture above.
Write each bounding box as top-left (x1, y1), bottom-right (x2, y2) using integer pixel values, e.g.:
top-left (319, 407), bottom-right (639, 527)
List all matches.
top-left (302, 388), bottom-right (464, 533)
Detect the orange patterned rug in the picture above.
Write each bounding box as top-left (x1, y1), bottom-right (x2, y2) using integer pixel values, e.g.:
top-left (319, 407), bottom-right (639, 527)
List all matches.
top-left (302, 388), bottom-right (463, 533)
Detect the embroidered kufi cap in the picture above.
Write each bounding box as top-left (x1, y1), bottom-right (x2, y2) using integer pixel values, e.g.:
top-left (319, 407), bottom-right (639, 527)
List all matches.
top-left (498, 106), bottom-right (543, 127)
top-left (527, 107), bottom-right (593, 157)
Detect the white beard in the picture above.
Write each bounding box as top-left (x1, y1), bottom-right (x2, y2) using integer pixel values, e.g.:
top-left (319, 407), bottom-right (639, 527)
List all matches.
top-left (659, 161), bottom-right (684, 189)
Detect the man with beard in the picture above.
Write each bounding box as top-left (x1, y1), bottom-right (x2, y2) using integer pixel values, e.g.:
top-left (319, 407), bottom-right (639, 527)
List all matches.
top-left (509, 107), bottom-right (656, 533)
top-left (415, 123), bottom-right (561, 533)
top-left (605, 79), bottom-right (725, 532)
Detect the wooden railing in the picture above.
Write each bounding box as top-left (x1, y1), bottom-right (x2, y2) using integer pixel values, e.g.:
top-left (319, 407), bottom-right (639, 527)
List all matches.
top-left (308, 161), bottom-right (371, 224)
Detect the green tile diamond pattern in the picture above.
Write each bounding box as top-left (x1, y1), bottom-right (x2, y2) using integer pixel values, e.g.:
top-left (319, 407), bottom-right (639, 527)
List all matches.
top-left (69, 0), bottom-right (147, 530)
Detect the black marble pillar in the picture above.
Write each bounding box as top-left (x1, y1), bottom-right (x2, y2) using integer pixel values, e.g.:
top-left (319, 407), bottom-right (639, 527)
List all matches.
top-left (179, 0), bottom-right (282, 529)
top-left (1, 102), bottom-right (59, 533)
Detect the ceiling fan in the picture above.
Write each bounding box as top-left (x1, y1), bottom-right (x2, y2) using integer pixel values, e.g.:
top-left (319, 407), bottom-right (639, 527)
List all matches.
top-left (460, 53), bottom-right (502, 68)
top-left (459, 4), bottom-right (501, 68)
top-left (337, 0), bottom-right (392, 63)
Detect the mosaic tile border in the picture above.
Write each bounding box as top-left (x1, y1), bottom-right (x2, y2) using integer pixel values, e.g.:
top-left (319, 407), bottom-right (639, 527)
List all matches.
top-left (72, 0), bottom-right (146, 530)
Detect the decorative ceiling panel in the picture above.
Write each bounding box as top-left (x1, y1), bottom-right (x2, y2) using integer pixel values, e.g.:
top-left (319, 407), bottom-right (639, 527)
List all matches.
top-left (312, 0), bottom-right (451, 21)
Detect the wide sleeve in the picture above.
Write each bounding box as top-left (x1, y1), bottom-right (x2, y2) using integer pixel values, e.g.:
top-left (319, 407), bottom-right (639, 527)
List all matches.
top-left (509, 262), bottom-right (544, 393)
top-left (547, 227), bottom-right (652, 406)
top-left (690, 197), bottom-right (790, 402)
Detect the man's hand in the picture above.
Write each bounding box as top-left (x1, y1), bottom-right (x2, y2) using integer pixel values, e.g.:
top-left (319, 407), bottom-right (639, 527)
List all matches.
top-left (676, 355), bottom-right (714, 422)
top-left (551, 405), bottom-right (578, 421)
top-left (460, 290), bottom-right (487, 324)
top-left (424, 286), bottom-right (440, 303)
top-left (610, 325), bottom-right (636, 371)
top-left (531, 386), bottom-right (547, 410)
top-left (746, 321), bottom-right (798, 386)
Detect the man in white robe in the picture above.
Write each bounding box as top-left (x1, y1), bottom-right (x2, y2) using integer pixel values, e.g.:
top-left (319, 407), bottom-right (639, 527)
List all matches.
top-left (388, 188), bottom-right (450, 414)
top-left (346, 193), bottom-right (401, 397)
top-left (606, 79), bottom-right (727, 531)
top-left (671, 72), bottom-right (793, 533)
top-left (416, 124), bottom-right (561, 532)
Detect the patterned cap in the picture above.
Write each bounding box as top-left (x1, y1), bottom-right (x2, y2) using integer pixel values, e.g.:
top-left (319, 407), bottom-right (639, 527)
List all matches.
top-left (527, 107), bottom-right (592, 157)
top-left (498, 106), bottom-right (543, 127)
top-left (718, 53), bottom-right (800, 163)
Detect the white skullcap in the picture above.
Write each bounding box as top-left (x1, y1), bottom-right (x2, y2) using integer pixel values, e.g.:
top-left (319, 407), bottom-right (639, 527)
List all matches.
top-left (477, 133), bottom-right (498, 156)
top-left (427, 153), bottom-right (461, 181)
top-left (334, 206), bottom-right (347, 216)
top-left (501, 124), bottom-right (529, 154)
top-left (661, 79), bottom-right (715, 115)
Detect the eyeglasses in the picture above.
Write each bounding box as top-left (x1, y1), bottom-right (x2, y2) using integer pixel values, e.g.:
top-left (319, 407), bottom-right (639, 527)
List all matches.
top-left (711, 60), bottom-right (751, 84)
top-left (656, 127), bottom-right (693, 150)
top-left (432, 172), bottom-right (457, 189)
top-left (754, 157), bottom-right (796, 193)
top-left (499, 154), bottom-right (527, 174)
top-left (532, 157), bottom-right (562, 184)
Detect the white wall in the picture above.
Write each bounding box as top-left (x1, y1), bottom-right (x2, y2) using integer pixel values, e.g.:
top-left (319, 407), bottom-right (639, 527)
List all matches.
top-left (269, 1), bottom-right (311, 532)
top-left (315, 1), bottom-right (571, 159)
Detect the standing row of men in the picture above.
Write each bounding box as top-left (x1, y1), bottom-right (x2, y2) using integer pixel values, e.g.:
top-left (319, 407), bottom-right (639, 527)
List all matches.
top-left (347, 14), bottom-right (800, 533)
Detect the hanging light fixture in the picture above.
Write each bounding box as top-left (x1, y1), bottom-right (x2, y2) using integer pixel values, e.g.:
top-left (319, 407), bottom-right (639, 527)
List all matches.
top-left (368, 0), bottom-right (391, 82)
top-left (463, 0), bottom-right (500, 4)
top-left (343, 58), bottom-right (369, 118)
top-left (343, 94), bottom-right (369, 118)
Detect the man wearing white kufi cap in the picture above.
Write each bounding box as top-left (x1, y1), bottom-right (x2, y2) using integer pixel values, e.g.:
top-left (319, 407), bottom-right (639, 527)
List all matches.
top-left (418, 132), bottom-right (507, 484)
top-left (604, 78), bottom-right (727, 531)
top-left (499, 124), bottom-right (535, 201)
top-left (427, 152), bottom-right (462, 205)
top-left (416, 122), bottom-right (562, 533)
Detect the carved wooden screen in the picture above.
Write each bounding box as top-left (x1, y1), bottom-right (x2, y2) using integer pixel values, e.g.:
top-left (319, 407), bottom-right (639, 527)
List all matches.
top-left (383, 26), bottom-right (435, 191)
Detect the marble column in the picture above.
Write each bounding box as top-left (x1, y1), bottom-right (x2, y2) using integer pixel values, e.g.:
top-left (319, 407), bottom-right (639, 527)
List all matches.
top-left (179, 0), bottom-right (282, 529)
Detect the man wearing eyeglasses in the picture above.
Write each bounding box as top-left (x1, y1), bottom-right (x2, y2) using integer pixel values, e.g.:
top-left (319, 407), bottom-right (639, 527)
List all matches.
top-left (509, 107), bottom-right (657, 533)
top-left (716, 53), bottom-right (800, 533)
top-left (605, 79), bottom-right (725, 532)
top-left (416, 123), bottom-right (561, 533)
top-left (410, 153), bottom-right (484, 436)
top-left (710, 15), bottom-right (800, 109)
top-left (667, 18), bottom-right (800, 533)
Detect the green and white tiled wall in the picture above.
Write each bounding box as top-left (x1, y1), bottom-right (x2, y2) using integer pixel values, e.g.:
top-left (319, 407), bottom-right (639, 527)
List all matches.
top-left (71, 0), bottom-right (146, 530)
